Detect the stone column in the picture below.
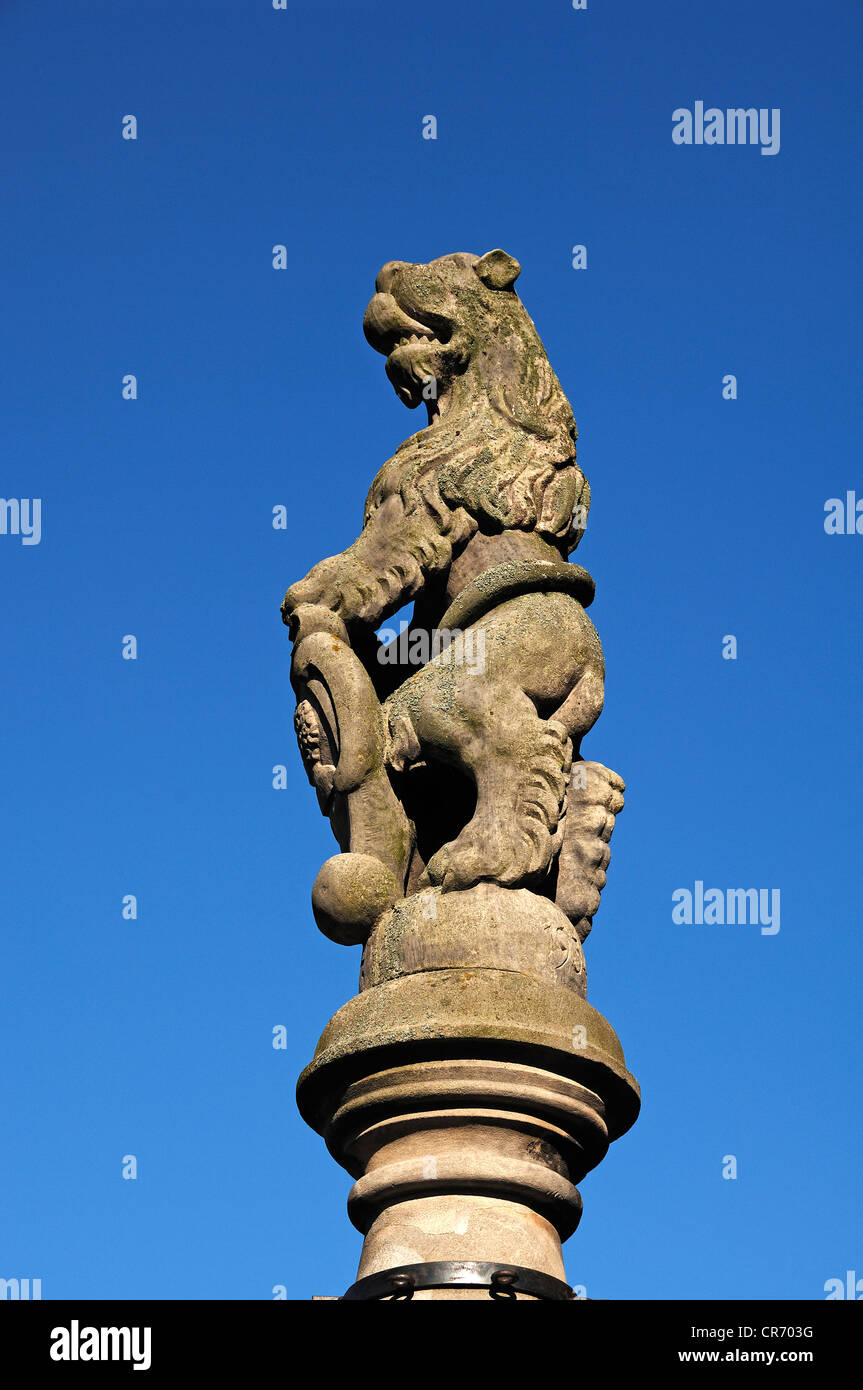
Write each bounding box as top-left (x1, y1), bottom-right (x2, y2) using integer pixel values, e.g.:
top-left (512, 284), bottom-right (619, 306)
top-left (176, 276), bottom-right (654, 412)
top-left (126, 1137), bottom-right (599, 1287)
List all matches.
top-left (297, 882), bottom-right (639, 1300)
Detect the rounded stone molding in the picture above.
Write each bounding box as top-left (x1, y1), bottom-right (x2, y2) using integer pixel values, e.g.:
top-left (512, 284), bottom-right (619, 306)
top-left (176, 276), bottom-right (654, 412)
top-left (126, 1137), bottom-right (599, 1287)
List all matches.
top-left (360, 882), bottom-right (587, 996)
top-left (348, 1152), bottom-right (582, 1238)
top-left (297, 967), bottom-right (640, 1144)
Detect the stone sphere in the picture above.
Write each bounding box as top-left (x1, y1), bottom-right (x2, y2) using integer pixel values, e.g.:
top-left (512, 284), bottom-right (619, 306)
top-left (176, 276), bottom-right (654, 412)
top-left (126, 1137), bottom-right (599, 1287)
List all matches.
top-left (311, 853), bottom-right (400, 946)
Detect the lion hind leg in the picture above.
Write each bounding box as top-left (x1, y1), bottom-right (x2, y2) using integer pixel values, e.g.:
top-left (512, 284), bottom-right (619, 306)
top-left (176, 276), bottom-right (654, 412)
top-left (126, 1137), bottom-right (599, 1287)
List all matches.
top-left (420, 707), bottom-right (573, 893)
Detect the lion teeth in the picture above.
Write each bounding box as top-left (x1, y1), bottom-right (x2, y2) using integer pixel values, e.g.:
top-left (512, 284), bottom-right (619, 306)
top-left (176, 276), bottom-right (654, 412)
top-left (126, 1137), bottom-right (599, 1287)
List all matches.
top-left (393, 331), bottom-right (437, 351)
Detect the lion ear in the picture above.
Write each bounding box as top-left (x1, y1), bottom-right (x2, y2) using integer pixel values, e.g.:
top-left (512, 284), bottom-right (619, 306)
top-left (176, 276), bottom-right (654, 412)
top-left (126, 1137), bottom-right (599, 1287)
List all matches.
top-left (473, 249), bottom-right (521, 291)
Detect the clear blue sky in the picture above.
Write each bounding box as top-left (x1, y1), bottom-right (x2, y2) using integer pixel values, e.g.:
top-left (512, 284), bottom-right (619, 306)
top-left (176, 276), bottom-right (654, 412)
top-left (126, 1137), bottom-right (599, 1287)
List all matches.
top-left (1, 0), bottom-right (860, 1300)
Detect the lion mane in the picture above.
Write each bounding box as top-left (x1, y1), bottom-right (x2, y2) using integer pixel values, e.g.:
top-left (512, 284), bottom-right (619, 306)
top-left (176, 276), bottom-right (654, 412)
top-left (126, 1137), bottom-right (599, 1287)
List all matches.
top-left (357, 255), bottom-right (590, 622)
top-left (283, 252), bottom-right (591, 632)
top-left (367, 312), bottom-right (586, 540)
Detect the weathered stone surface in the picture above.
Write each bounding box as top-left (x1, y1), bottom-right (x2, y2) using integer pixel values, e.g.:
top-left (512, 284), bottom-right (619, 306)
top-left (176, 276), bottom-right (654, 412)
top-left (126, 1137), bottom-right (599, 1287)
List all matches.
top-left (296, 967), bottom-right (639, 1144)
top-left (282, 251), bottom-right (639, 1297)
top-left (360, 883), bottom-right (588, 996)
top-left (283, 251), bottom-right (620, 928)
top-left (312, 853), bottom-right (401, 947)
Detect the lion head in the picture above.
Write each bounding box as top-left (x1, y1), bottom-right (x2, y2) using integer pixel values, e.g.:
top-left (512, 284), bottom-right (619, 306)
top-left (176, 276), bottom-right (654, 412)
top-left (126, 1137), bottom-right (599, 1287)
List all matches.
top-left (362, 250), bottom-right (589, 554)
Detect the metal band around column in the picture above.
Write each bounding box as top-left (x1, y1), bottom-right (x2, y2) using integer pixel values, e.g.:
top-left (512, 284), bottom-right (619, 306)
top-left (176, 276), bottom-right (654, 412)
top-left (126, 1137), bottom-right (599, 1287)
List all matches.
top-left (342, 1261), bottom-right (578, 1301)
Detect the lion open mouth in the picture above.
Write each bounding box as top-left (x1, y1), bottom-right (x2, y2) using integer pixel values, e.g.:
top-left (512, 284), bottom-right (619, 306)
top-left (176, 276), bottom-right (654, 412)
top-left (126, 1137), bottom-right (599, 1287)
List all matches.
top-left (363, 292), bottom-right (450, 361)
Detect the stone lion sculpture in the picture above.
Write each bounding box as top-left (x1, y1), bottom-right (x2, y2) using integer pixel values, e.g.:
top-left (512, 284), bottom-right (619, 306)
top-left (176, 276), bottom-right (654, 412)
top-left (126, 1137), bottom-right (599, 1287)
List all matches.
top-left (282, 250), bottom-right (623, 956)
